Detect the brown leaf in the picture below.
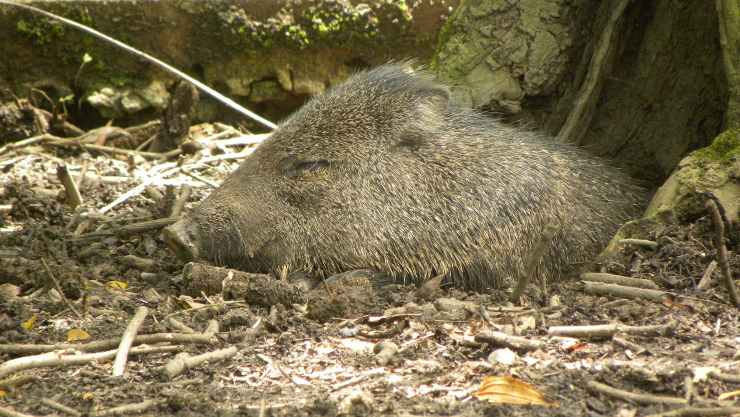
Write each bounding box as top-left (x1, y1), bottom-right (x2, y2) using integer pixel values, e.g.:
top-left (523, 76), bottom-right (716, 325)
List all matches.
top-left (473, 375), bottom-right (558, 407)
top-left (67, 328), bottom-right (91, 342)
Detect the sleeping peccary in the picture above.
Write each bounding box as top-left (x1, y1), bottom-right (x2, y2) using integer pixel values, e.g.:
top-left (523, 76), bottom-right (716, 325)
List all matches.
top-left (162, 63), bottom-right (646, 290)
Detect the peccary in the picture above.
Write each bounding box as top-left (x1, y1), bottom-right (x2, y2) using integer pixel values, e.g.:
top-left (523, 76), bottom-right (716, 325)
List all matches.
top-left (163, 63), bottom-right (645, 290)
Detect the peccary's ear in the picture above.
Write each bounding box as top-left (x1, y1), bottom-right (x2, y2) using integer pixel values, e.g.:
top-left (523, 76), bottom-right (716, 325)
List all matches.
top-left (415, 85), bottom-right (450, 116)
top-left (395, 87), bottom-right (449, 152)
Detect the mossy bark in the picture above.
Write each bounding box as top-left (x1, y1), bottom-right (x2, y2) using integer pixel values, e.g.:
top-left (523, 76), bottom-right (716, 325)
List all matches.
top-left (435, 0), bottom-right (727, 184)
top-left (717, 0), bottom-right (740, 129)
top-left (0, 0), bottom-right (456, 131)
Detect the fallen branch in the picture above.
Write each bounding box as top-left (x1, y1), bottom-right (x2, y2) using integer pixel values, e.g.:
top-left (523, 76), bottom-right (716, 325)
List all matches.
top-left (120, 255), bottom-right (157, 272)
top-left (166, 317), bottom-right (194, 334)
top-left (189, 263), bottom-right (307, 306)
top-left (358, 320), bottom-right (408, 339)
top-left (112, 306), bottom-right (148, 377)
top-left (0, 375), bottom-right (36, 390)
top-left (583, 281), bottom-right (670, 302)
top-left (331, 368), bottom-right (386, 392)
top-left (45, 138), bottom-right (166, 159)
top-left (0, 133), bottom-right (48, 156)
top-left (475, 331), bottom-right (544, 352)
top-left (581, 272), bottom-right (660, 290)
top-left (697, 260), bottom-right (718, 290)
top-left (618, 238), bottom-right (658, 249)
top-left (548, 320), bottom-right (676, 338)
top-left (40, 398), bottom-right (81, 417)
top-left (586, 380), bottom-right (687, 405)
top-left (705, 199), bottom-right (739, 307)
top-left (170, 185), bottom-right (192, 218)
top-left (161, 346), bottom-right (237, 379)
top-left (0, 345), bottom-right (181, 379)
top-left (0, 405), bottom-right (39, 417)
top-left (68, 217), bottom-right (177, 242)
top-left (611, 336), bottom-right (647, 355)
top-left (0, 332), bottom-right (214, 355)
top-left (164, 300), bottom-right (247, 319)
top-left (57, 163), bottom-right (83, 209)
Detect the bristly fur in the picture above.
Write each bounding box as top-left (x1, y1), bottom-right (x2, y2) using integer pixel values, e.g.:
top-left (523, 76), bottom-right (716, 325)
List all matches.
top-left (170, 63), bottom-right (646, 290)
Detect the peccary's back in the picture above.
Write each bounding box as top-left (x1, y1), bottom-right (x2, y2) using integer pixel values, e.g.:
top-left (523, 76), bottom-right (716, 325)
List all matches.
top-left (327, 109), bottom-right (645, 289)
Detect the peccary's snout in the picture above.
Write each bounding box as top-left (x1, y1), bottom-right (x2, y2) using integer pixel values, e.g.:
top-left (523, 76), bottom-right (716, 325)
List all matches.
top-left (162, 219), bottom-right (200, 262)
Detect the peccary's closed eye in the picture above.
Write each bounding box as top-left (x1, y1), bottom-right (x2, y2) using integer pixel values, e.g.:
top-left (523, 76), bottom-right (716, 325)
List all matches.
top-left (280, 157), bottom-right (330, 178)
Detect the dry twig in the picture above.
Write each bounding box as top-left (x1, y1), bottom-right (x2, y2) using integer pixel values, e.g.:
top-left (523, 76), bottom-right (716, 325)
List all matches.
top-left (697, 260), bottom-right (718, 290)
top-left (475, 330), bottom-right (544, 351)
top-left (581, 272), bottom-right (660, 289)
top-left (0, 332), bottom-right (214, 355)
top-left (56, 163), bottom-right (83, 208)
top-left (171, 185), bottom-right (192, 217)
top-left (40, 398), bottom-right (81, 417)
top-left (619, 238), bottom-right (658, 249)
top-left (161, 346), bottom-right (237, 379)
top-left (166, 318), bottom-right (195, 334)
top-left (0, 404), bottom-right (39, 417)
top-left (586, 380), bottom-right (687, 405)
top-left (0, 345), bottom-right (180, 379)
top-left (331, 368), bottom-right (386, 392)
top-left (112, 306), bottom-right (149, 376)
top-left (548, 320), bottom-right (676, 338)
top-left (705, 199), bottom-right (739, 307)
top-left (583, 281), bottom-right (669, 302)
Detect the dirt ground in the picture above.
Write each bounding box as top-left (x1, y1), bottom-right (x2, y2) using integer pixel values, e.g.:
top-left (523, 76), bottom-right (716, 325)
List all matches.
top-left (0, 117), bottom-right (739, 417)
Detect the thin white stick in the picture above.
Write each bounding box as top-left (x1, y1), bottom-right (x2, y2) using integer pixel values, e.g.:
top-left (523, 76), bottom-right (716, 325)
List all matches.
top-left (112, 306), bottom-right (149, 377)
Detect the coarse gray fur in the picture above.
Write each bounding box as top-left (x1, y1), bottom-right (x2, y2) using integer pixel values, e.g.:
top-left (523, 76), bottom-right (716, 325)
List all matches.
top-left (166, 63), bottom-right (646, 290)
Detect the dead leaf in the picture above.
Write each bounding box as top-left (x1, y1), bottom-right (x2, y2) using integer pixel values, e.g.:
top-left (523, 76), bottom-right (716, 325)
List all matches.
top-left (106, 280), bottom-right (128, 290)
top-left (21, 314), bottom-right (37, 330)
top-left (565, 342), bottom-right (589, 353)
top-left (473, 375), bottom-right (558, 407)
top-left (67, 328), bottom-right (91, 342)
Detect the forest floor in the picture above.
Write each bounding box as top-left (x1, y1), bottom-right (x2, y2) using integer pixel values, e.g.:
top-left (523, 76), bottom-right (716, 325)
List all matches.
top-left (0, 110), bottom-right (739, 417)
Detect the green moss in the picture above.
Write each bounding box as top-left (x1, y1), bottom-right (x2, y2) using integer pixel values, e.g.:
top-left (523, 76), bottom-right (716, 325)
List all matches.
top-left (691, 129), bottom-right (740, 164)
top-left (221, 0), bottom-right (412, 52)
top-left (16, 17), bottom-right (65, 45)
top-left (430, 1), bottom-right (465, 71)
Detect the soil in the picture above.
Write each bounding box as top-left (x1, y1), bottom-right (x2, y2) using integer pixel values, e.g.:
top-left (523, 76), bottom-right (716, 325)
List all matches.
top-left (0, 119), bottom-right (739, 417)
